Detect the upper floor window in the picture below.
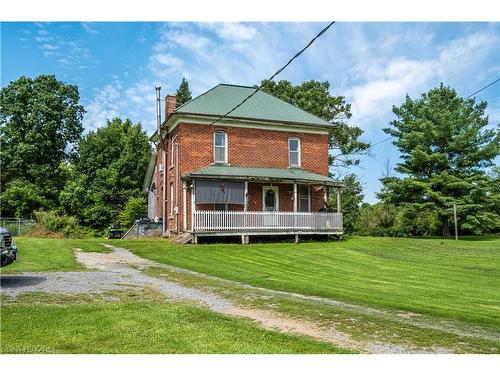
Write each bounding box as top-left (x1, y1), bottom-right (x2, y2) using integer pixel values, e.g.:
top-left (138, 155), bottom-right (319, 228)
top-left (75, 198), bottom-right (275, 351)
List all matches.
top-left (214, 131), bottom-right (227, 163)
top-left (288, 137), bottom-right (301, 167)
top-left (169, 137), bottom-right (176, 167)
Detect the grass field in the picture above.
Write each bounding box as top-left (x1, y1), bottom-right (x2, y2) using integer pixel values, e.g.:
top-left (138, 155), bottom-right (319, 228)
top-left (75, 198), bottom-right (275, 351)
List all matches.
top-left (1, 290), bottom-right (347, 354)
top-left (1, 237), bottom-right (108, 274)
top-left (2, 235), bottom-right (498, 353)
top-left (121, 236), bottom-right (500, 329)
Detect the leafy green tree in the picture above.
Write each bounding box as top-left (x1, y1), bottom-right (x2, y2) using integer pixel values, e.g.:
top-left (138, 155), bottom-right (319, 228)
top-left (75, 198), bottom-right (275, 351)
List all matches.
top-left (0, 180), bottom-right (48, 218)
top-left (379, 84), bottom-right (500, 237)
top-left (355, 202), bottom-right (398, 236)
top-left (118, 196), bottom-right (148, 227)
top-left (260, 80), bottom-right (369, 168)
top-left (393, 204), bottom-right (440, 237)
top-left (176, 78), bottom-right (192, 107)
top-left (330, 174), bottom-right (364, 233)
top-left (60, 118), bottom-right (151, 229)
top-left (0, 75), bottom-right (84, 215)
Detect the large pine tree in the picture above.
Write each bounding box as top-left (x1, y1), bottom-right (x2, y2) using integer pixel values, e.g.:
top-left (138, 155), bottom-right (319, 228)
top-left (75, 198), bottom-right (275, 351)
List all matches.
top-left (379, 84), bottom-right (499, 237)
top-left (175, 78), bottom-right (192, 107)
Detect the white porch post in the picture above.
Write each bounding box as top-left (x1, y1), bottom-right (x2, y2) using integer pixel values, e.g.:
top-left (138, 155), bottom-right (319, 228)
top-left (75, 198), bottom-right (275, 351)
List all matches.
top-left (182, 181), bottom-right (187, 232)
top-left (293, 183), bottom-right (298, 212)
top-left (323, 187), bottom-right (328, 208)
top-left (191, 181), bottom-right (195, 231)
top-left (336, 188), bottom-right (342, 213)
top-left (244, 181), bottom-right (248, 211)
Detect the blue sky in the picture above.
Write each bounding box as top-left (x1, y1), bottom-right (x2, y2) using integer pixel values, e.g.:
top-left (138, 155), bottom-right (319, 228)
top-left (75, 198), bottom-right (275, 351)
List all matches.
top-left (2, 22), bottom-right (499, 203)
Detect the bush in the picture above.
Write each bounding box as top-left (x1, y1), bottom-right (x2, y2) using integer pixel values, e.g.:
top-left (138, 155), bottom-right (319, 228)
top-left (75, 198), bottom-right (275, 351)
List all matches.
top-left (118, 196), bottom-right (147, 228)
top-left (30, 210), bottom-right (87, 238)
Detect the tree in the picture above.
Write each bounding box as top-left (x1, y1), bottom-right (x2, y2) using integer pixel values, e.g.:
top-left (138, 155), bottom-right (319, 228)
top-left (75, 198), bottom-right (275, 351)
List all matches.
top-left (379, 84), bottom-right (500, 237)
top-left (0, 75), bottom-right (84, 216)
top-left (330, 174), bottom-right (364, 233)
top-left (60, 118), bottom-right (151, 229)
top-left (355, 202), bottom-right (398, 236)
top-left (260, 80), bottom-right (369, 169)
top-left (118, 196), bottom-right (148, 227)
top-left (0, 180), bottom-right (48, 218)
top-left (176, 78), bottom-right (192, 107)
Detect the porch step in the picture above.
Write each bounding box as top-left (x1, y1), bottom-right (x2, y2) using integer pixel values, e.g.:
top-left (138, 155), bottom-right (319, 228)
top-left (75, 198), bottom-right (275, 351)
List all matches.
top-left (173, 232), bottom-right (193, 245)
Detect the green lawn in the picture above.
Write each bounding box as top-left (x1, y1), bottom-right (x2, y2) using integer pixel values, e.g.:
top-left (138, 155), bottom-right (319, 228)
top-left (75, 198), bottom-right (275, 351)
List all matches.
top-left (121, 236), bottom-right (500, 329)
top-left (1, 292), bottom-right (348, 354)
top-left (1, 237), bottom-right (108, 274)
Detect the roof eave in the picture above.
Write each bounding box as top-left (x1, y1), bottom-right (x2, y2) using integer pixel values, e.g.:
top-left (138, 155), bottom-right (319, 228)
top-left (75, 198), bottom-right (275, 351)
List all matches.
top-left (173, 111), bottom-right (334, 130)
top-left (183, 173), bottom-right (344, 188)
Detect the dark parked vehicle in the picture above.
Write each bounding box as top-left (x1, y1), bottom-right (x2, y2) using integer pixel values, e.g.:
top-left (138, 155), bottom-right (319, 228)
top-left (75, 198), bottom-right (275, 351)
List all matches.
top-left (1, 226), bottom-right (18, 267)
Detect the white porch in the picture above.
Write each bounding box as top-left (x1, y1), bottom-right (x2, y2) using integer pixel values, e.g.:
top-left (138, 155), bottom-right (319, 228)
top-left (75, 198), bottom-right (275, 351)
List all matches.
top-left (191, 210), bottom-right (343, 235)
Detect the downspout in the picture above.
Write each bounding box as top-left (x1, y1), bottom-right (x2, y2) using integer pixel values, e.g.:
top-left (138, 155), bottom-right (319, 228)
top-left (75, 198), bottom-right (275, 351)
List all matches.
top-left (175, 138), bottom-right (180, 233)
top-left (155, 86), bottom-right (167, 236)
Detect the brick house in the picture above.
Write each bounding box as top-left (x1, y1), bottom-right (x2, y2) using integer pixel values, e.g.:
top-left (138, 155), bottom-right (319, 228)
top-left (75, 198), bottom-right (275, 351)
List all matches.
top-left (143, 84), bottom-right (343, 243)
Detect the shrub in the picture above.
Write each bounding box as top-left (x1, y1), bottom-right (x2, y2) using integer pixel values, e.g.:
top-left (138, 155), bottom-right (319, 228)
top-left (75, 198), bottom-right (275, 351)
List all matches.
top-left (118, 196), bottom-right (147, 228)
top-left (30, 210), bottom-right (87, 238)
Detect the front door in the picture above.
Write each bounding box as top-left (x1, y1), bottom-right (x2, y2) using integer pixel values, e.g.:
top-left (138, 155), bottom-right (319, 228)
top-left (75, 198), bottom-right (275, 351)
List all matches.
top-left (262, 186), bottom-right (279, 212)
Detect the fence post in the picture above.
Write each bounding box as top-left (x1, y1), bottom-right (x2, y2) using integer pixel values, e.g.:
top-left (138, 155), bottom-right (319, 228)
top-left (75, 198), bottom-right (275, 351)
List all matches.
top-left (17, 218), bottom-right (21, 236)
top-left (453, 204), bottom-right (458, 241)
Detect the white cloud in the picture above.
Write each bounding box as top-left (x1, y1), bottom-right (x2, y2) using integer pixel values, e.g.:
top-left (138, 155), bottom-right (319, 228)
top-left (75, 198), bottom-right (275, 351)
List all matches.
top-left (84, 83), bottom-right (123, 130)
top-left (345, 30), bottom-right (499, 127)
top-left (205, 22), bottom-right (258, 41)
top-left (348, 58), bottom-right (437, 122)
top-left (151, 53), bottom-right (183, 67)
top-left (40, 43), bottom-right (58, 50)
top-left (438, 31), bottom-right (498, 75)
top-left (81, 22), bottom-right (99, 34)
top-left (84, 81), bottom-right (158, 133)
top-left (162, 29), bottom-right (211, 50)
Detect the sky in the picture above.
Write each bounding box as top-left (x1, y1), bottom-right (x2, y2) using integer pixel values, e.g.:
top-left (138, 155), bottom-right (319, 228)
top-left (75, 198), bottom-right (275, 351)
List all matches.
top-left (1, 22), bottom-right (499, 203)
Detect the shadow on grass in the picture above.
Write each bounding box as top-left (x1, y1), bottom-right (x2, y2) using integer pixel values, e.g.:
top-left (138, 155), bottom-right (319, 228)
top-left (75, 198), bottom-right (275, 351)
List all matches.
top-left (1, 275), bottom-right (46, 288)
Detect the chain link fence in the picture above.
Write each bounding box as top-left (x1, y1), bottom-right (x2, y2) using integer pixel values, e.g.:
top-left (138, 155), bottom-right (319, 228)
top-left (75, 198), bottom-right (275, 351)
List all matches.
top-left (0, 218), bottom-right (37, 237)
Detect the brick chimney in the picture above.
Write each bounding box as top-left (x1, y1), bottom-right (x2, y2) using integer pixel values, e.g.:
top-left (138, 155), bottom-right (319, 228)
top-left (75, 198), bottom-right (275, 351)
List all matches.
top-left (165, 94), bottom-right (176, 118)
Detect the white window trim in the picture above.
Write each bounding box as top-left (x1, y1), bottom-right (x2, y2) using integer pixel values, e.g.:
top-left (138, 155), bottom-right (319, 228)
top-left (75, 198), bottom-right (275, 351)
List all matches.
top-left (213, 131), bottom-right (228, 164)
top-left (262, 186), bottom-right (279, 212)
top-left (169, 136), bottom-right (176, 167)
top-left (299, 185), bottom-right (311, 212)
top-left (288, 137), bottom-right (301, 167)
top-left (169, 183), bottom-right (174, 217)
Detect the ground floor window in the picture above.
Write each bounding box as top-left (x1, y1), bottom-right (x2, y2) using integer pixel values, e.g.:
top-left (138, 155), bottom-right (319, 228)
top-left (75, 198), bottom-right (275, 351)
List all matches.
top-left (299, 185), bottom-right (310, 212)
top-left (214, 203), bottom-right (228, 211)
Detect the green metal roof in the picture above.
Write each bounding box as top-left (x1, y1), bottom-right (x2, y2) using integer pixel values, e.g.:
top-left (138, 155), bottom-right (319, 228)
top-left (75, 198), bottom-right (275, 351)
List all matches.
top-left (174, 84), bottom-right (333, 128)
top-left (184, 165), bottom-right (343, 187)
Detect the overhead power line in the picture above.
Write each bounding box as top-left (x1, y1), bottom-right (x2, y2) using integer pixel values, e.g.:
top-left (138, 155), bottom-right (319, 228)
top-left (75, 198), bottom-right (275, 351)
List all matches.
top-left (209, 21), bottom-right (336, 126)
top-left (465, 78), bottom-right (499, 99)
top-left (367, 78), bottom-right (500, 150)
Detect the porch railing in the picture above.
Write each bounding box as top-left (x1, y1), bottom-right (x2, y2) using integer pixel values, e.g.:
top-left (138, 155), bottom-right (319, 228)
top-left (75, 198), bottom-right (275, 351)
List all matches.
top-left (193, 210), bottom-right (343, 232)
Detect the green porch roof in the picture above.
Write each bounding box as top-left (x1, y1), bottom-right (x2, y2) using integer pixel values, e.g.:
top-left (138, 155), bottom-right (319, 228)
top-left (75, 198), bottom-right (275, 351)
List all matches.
top-left (174, 84), bottom-right (333, 128)
top-left (184, 165), bottom-right (343, 187)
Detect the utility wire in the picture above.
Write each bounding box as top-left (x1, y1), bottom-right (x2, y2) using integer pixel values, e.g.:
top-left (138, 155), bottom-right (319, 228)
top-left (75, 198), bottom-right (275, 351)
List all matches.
top-left (465, 78), bottom-right (499, 99)
top-left (208, 21), bottom-right (336, 126)
top-left (367, 78), bottom-right (500, 150)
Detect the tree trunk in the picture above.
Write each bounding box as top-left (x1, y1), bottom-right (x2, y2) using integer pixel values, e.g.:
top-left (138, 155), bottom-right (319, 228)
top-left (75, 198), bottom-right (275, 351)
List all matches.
top-left (441, 216), bottom-right (451, 238)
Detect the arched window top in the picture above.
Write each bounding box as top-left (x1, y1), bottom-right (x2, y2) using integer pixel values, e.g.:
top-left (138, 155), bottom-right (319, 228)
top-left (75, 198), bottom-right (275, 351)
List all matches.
top-left (213, 131), bottom-right (228, 164)
top-left (288, 137), bottom-right (301, 167)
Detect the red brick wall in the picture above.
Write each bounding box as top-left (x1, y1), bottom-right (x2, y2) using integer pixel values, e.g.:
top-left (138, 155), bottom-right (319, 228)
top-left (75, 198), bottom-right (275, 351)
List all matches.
top-left (178, 123), bottom-right (329, 176)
